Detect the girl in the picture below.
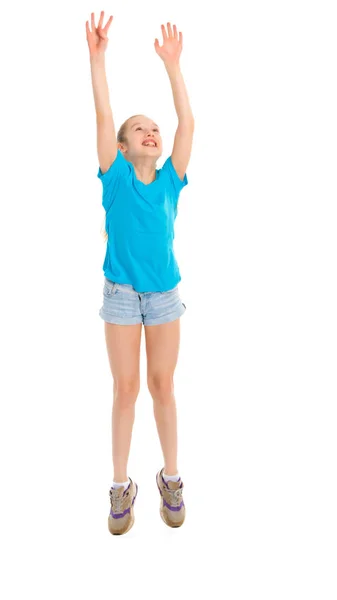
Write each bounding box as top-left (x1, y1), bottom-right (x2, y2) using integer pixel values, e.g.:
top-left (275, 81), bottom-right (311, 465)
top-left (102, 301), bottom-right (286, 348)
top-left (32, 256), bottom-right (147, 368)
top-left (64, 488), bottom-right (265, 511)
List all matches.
top-left (86, 11), bottom-right (194, 535)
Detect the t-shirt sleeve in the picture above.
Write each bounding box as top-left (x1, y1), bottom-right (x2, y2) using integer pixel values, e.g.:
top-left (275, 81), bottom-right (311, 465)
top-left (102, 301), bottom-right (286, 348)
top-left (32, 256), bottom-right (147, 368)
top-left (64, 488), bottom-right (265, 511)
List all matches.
top-left (161, 156), bottom-right (188, 198)
top-left (97, 150), bottom-right (131, 212)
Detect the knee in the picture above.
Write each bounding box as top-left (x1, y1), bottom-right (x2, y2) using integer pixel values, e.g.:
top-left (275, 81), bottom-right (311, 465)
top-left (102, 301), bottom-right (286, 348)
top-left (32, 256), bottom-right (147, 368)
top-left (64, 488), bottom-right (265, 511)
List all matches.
top-left (114, 378), bottom-right (140, 410)
top-left (147, 374), bottom-right (174, 405)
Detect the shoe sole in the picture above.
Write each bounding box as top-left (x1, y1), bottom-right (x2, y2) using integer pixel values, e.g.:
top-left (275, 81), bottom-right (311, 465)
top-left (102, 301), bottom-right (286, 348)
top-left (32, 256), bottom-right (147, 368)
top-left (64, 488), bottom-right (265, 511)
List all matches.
top-left (108, 483), bottom-right (138, 536)
top-left (156, 473), bottom-right (185, 528)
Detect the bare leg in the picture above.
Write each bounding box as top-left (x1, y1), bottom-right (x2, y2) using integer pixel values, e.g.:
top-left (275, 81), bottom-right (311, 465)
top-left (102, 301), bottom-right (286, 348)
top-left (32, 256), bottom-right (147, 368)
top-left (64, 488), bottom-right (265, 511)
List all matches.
top-left (145, 319), bottom-right (181, 475)
top-left (104, 322), bottom-right (142, 482)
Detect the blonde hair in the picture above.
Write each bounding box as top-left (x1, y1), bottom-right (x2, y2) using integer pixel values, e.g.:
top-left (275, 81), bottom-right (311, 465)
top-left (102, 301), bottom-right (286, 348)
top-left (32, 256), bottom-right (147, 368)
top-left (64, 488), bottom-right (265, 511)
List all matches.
top-left (101, 114), bottom-right (143, 243)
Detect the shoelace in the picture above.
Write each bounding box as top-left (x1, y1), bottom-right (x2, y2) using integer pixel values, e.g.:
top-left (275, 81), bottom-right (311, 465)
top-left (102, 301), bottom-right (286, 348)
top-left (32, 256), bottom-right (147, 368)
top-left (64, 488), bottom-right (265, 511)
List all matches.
top-left (166, 487), bottom-right (183, 507)
top-left (109, 488), bottom-right (125, 513)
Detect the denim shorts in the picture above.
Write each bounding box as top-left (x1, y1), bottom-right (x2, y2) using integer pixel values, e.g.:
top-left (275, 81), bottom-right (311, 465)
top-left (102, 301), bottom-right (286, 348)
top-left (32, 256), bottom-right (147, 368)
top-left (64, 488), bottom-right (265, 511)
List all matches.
top-left (99, 278), bottom-right (187, 326)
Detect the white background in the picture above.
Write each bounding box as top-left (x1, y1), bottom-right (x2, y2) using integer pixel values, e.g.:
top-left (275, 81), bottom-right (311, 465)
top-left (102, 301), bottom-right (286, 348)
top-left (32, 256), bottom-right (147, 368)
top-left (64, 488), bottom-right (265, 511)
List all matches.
top-left (1, 0), bottom-right (336, 597)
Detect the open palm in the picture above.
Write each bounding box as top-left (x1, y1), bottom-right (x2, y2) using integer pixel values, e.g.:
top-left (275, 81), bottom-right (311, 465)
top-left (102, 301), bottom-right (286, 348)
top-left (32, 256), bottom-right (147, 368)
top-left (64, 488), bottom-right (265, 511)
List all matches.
top-left (154, 23), bottom-right (183, 65)
top-left (86, 11), bottom-right (113, 57)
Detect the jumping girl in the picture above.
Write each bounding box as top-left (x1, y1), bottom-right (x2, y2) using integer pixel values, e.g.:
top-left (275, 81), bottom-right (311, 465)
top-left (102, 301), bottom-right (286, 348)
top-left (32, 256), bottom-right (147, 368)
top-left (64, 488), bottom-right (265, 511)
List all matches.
top-left (86, 11), bottom-right (194, 535)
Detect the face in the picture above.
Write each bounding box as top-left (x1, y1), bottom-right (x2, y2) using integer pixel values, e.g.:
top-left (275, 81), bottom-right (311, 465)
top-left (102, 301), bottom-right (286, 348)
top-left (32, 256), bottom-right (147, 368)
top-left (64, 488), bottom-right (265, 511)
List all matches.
top-left (118, 115), bottom-right (162, 160)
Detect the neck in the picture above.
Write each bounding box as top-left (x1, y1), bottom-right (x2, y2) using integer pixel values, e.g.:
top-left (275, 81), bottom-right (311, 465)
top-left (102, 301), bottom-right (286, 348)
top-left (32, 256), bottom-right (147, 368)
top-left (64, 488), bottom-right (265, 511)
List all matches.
top-left (131, 156), bottom-right (157, 184)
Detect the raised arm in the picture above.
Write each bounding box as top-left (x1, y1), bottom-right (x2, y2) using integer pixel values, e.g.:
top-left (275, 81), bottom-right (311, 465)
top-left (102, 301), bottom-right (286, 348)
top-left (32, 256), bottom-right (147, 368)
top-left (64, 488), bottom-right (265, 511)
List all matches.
top-left (155, 23), bottom-right (194, 181)
top-left (86, 11), bottom-right (117, 174)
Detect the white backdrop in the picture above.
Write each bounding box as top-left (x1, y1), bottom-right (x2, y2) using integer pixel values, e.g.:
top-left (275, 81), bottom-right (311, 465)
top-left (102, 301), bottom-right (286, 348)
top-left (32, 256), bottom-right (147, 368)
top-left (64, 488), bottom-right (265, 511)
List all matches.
top-left (1, 0), bottom-right (336, 598)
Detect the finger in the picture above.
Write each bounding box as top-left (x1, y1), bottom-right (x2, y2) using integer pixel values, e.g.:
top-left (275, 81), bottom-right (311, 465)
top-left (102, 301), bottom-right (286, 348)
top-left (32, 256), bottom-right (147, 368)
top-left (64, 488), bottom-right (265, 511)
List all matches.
top-left (85, 20), bottom-right (90, 36)
top-left (103, 15), bottom-right (113, 32)
top-left (98, 10), bottom-right (104, 30)
top-left (173, 24), bottom-right (178, 39)
top-left (98, 29), bottom-right (107, 40)
top-left (167, 22), bottom-right (173, 38)
top-left (91, 12), bottom-right (96, 31)
top-left (179, 31), bottom-right (183, 45)
top-left (161, 24), bottom-right (168, 41)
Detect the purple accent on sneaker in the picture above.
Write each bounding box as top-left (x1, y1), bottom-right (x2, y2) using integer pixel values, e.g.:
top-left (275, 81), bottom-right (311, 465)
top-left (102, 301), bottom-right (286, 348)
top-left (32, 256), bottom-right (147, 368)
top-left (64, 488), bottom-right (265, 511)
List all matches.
top-left (162, 498), bottom-right (185, 512)
top-left (110, 506), bottom-right (131, 519)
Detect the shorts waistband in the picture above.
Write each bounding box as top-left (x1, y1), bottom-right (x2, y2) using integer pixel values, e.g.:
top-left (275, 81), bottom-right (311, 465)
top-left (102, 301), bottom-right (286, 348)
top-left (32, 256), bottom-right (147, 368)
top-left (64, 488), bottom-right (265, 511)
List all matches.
top-left (105, 278), bottom-right (150, 295)
top-left (104, 277), bottom-right (176, 295)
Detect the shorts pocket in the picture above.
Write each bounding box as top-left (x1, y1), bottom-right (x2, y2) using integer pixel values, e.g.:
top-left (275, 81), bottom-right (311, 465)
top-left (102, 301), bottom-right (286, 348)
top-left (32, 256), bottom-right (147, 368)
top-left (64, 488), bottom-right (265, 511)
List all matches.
top-left (103, 281), bottom-right (119, 297)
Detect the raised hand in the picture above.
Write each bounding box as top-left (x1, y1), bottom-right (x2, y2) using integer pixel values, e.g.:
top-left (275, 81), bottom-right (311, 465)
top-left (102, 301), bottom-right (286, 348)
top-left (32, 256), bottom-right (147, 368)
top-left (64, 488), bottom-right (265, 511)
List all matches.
top-left (154, 23), bottom-right (183, 66)
top-left (86, 11), bottom-right (113, 57)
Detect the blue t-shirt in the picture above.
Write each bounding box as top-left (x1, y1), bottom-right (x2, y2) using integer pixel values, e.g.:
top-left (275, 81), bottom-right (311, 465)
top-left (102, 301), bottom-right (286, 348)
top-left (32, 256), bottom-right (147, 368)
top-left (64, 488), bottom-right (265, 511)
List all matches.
top-left (97, 150), bottom-right (188, 293)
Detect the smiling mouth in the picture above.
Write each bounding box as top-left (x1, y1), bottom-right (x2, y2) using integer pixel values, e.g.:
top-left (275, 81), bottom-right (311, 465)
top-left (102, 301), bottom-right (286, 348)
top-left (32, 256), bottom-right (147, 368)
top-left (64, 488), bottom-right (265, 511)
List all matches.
top-left (142, 141), bottom-right (157, 147)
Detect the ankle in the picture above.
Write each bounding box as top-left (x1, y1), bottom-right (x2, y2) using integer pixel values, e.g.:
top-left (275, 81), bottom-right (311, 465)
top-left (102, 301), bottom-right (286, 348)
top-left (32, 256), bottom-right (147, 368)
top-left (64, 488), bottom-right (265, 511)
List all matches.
top-left (163, 468), bottom-right (178, 477)
top-left (113, 475), bottom-right (129, 484)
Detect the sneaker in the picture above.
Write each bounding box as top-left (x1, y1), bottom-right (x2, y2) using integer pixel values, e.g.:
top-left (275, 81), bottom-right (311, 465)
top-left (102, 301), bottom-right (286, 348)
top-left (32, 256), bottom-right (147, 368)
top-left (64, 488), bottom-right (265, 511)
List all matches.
top-left (108, 477), bottom-right (138, 535)
top-left (156, 468), bottom-right (185, 527)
